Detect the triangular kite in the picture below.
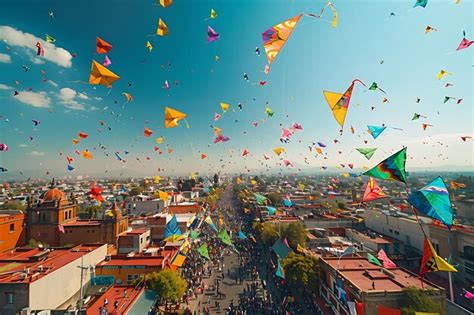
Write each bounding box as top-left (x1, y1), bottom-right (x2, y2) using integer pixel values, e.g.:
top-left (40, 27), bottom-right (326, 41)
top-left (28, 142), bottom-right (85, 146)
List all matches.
top-left (420, 238), bottom-right (456, 274)
top-left (363, 147), bottom-right (407, 184)
top-left (164, 107), bottom-right (187, 128)
top-left (262, 14), bottom-right (302, 65)
top-left (96, 37), bottom-right (113, 54)
top-left (157, 18), bottom-right (169, 36)
top-left (367, 125), bottom-right (386, 139)
top-left (356, 148), bottom-right (377, 160)
top-left (363, 177), bottom-right (387, 202)
top-left (89, 60), bottom-right (120, 87)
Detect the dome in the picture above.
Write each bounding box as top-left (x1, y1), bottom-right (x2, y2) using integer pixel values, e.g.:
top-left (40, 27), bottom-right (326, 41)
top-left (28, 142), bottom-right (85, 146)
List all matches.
top-left (43, 188), bottom-right (66, 201)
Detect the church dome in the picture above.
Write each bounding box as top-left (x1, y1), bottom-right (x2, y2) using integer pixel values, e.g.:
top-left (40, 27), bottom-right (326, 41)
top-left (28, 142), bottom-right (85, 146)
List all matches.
top-left (43, 188), bottom-right (67, 201)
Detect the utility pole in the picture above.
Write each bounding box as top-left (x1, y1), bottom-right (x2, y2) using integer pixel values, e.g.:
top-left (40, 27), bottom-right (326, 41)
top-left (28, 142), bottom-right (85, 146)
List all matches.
top-left (77, 255), bottom-right (90, 310)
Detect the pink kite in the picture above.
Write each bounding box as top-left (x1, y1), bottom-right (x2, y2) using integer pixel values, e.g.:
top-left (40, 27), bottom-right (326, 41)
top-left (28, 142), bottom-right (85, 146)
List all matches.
top-left (242, 149), bottom-right (249, 156)
top-left (163, 80), bottom-right (170, 89)
top-left (214, 134), bottom-right (230, 143)
top-left (377, 249), bottom-right (397, 268)
top-left (35, 42), bottom-right (44, 56)
top-left (103, 55), bottom-right (112, 67)
top-left (456, 31), bottom-right (473, 51)
top-left (283, 159), bottom-right (293, 167)
top-left (214, 113), bottom-right (221, 121)
top-left (207, 26), bottom-right (220, 42)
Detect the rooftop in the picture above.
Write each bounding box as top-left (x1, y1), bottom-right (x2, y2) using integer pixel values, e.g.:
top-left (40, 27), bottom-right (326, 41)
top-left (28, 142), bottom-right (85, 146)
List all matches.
top-left (322, 257), bottom-right (440, 293)
top-left (0, 244), bottom-right (105, 284)
top-left (85, 285), bottom-right (144, 315)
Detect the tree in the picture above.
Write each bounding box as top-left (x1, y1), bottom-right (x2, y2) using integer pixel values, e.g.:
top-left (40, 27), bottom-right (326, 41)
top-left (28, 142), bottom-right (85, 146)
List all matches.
top-left (281, 221), bottom-right (307, 250)
top-left (282, 253), bottom-right (319, 295)
top-left (401, 287), bottom-right (445, 315)
top-left (0, 201), bottom-right (26, 211)
top-left (259, 222), bottom-right (279, 246)
top-left (337, 202), bottom-right (346, 210)
top-left (266, 193), bottom-right (283, 206)
top-left (129, 186), bottom-right (144, 196)
top-left (148, 269), bottom-right (187, 309)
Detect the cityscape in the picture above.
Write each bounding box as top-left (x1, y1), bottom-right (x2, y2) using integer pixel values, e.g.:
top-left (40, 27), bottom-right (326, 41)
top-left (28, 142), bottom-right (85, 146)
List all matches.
top-left (0, 0), bottom-right (473, 315)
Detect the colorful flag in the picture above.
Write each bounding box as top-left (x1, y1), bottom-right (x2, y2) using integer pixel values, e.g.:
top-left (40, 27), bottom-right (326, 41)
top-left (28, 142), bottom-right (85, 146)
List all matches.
top-left (198, 243), bottom-right (210, 260)
top-left (276, 260), bottom-right (285, 279)
top-left (367, 252), bottom-right (382, 266)
top-left (164, 214), bottom-right (182, 239)
top-left (218, 228), bottom-right (233, 246)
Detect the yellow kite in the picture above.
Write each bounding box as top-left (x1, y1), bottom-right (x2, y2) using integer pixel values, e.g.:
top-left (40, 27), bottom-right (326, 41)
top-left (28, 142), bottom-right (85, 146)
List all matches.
top-left (154, 175), bottom-right (161, 183)
top-left (89, 60), bottom-right (120, 87)
top-left (323, 79), bottom-right (365, 130)
top-left (157, 18), bottom-right (169, 36)
top-left (158, 190), bottom-right (169, 201)
top-left (220, 102), bottom-right (229, 112)
top-left (273, 147), bottom-right (285, 156)
top-left (146, 41), bottom-right (153, 52)
top-left (437, 69), bottom-right (451, 80)
top-left (156, 136), bottom-right (164, 144)
top-left (164, 107), bottom-right (187, 128)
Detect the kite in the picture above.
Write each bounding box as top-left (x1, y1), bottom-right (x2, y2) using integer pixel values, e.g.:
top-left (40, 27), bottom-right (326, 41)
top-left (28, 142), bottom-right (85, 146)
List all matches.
top-left (160, 0), bottom-right (172, 8)
top-left (412, 113), bottom-right (426, 120)
top-left (67, 165), bottom-right (75, 172)
top-left (461, 136), bottom-right (472, 141)
top-left (265, 106), bottom-right (274, 117)
top-left (164, 107), bottom-right (187, 128)
top-left (262, 14), bottom-right (302, 65)
top-left (0, 144), bottom-right (9, 151)
top-left (163, 80), bottom-right (170, 89)
top-left (280, 128), bottom-right (292, 143)
top-left (200, 153), bottom-right (207, 159)
top-left (78, 132), bottom-right (88, 139)
top-left (363, 147), bottom-right (407, 184)
top-left (450, 181), bottom-right (466, 190)
top-left (72, 138), bottom-right (80, 145)
top-left (0, 167), bottom-right (7, 172)
top-left (443, 96), bottom-right (455, 103)
top-left (36, 42), bottom-right (44, 56)
top-left (157, 18), bottom-right (169, 36)
top-left (367, 253), bottom-right (382, 267)
top-left (437, 70), bottom-right (451, 80)
top-left (214, 134), bottom-right (230, 143)
top-left (122, 93), bottom-right (133, 102)
top-left (377, 249), bottom-right (397, 268)
top-left (103, 55), bottom-right (111, 67)
top-left (88, 183), bottom-right (104, 203)
top-left (422, 123), bottom-right (432, 130)
top-left (82, 150), bottom-right (93, 159)
top-left (425, 25), bottom-right (437, 34)
top-left (323, 79), bottom-right (366, 130)
top-left (146, 41), bottom-right (153, 52)
top-left (368, 82), bottom-right (386, 94)
top-left (158, 190), bottom-right (169, 202)
top-left (414, 0), bottom-right (428, 8)
top-left (198, 243), bottom-right (210, 260)
top-left (89, 60), bottom-right (120, 87)
top-left (456, 31), bottom-right (473, 51)
top-left (214, 113), bottom-right (221, 121)
top-left (367, 125), bottom-right (386, 139)
top-left (32, 119), bottom-right (40, 126)
top-left (96, 37), bottom-right (112, 54)
top-left (207, 26), bottom-right (220, 42)
top-left (273, 147), bottom-right (285, 156)
top-left (210, 8), bottom-right (217, 19)
top-left (45, 34), bottom-right (55, 43)
top-left (220, 102), bottom-right (229, 112)
top-left (362, 177), bottom-right (387, 202)
top-left (421, 238), bottom-right (456, 274)
top-left (276, 260), bottom-right (285, 279)
top-left (283, 159), bottom-right (293, 167)
top-left (218, 229), bottom-right (233, 246)
top-left (144, 127), bottom-right (153, 137)
top-left (242, 149), bottom-right (249, 156)
top-left (164, 214), bottom-right (182, 239)
top-left (408, 177), bottom-right (453, 227)
top-left (356, 148), bottom-right (377, 160)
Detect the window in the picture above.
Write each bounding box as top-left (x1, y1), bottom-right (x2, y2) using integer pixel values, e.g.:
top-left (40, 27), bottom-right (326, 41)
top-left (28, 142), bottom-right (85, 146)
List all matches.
top-left (394, 231), bottom-right (399, 235)
top-left (389, 229), bottom-right (393, 233)
top-left (9, 223), bottom-right (14, 233)
top-left (433, 243), bottom-right (440, 255)
top-left (5, 292), bottom-right (14, 304)
top-left (464, 246), bottom-right (474, 261)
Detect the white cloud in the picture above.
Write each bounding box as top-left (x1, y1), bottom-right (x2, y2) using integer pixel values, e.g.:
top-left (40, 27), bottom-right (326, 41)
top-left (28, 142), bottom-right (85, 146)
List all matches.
top-left (30, 150), bottom-right (45, 157)
top-left (0, 26), bottom-right (72, 68)
top-left (48, 80), bottom-right (58, 87)
top-left (30, 56), bottom-right (45, 64)
top-left (58, 87), bottom-right (85, 110)
top-left (0, 53), bottom-right (11, 63)
top-left (94, 97), bottom-right (103, 101)
top-left (78, 93), bottom-right (88, 100)
top-left (18, 144), bottom-right (28, 148)
top-left (0, 83), bottom-right (13, 90)
top-left (14, 91), bottom-right (51, 108)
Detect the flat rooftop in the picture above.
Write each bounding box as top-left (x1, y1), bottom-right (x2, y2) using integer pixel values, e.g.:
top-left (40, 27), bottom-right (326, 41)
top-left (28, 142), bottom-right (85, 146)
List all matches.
top-left (0, 244), bottom-right (104, 284)
top-left (85, 285), bottom-right (143, 315)
top-left (322, 257), bottom-right (440, 293)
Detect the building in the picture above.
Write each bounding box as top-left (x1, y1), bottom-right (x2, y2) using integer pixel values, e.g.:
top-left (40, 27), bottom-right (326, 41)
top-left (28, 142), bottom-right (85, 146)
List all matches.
top-left (95, 250), bottom-right (176, 284)
top-left (117, 229), bottom-right (151, 254)
top-left (125, 198), bottom-right (166, 217)
top-left (0, 244), bottom-right (107, 315)
top-left (345, 229), bottom-right (402, 255)
top-left (362, 209), bottom-right (430, 253)
top-left (318, 256), bottom-right (446, 315)
top-left (25, 182), bottom-right (129, 247)
top-left (147, 212), bottom-right (194, 242)
top-left (168, 202), bottom-right (200, 214)
top-left (0, 210), bottom-right (26, 253)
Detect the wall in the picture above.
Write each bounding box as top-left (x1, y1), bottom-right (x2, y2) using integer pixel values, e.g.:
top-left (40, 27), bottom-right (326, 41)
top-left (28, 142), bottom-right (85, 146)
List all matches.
top-left (0, 211), bottom-right (26, 253)
top-left (28, 245), bottom-right (107, 310)
top-left (0, 283), bottom-right (29, 315)
top-left (126, 200), bottom-right (164, 217)
top-left (96, 265), bottom-right (161, 285)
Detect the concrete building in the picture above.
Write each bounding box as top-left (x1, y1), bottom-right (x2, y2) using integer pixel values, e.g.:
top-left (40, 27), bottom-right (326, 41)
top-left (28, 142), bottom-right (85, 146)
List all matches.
top-left (0, 210), bottom-right (26, 253)
top-left (125, 199), bottom-right (166, 217)
top-left (362, 209), bottom-right (431, 253)
top-left (147, 212), bottom-right (195, 242)
top-left (0, 244), bottom-right (107, 315)
top-left (345, 229), bottom-right (402, 255)
top-left (319, 256), bottom-right (446, 315)
top-left (117, 229), bottom-right (151, 254)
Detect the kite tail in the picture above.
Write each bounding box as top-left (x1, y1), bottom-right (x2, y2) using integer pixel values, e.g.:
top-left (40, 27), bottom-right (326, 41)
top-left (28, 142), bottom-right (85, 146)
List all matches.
top-left (184, 118), bottom-right (190, 129)
top-left (352, 79), bottom-right (366, 87)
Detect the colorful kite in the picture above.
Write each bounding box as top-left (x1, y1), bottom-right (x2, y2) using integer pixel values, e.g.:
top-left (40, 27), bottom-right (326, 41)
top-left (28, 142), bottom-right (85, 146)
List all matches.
top-left (82, 150), bottom-right (93, 159)
top-left (210, 8), bottom-right (217, 19)
top-left (356, 148), bottom-right (377, 160)
top-left (96, 37), bottom-right (112, 54)
top-left (412, 113), bottom-right (426, 120)
top-left (89, 60), bottom-right (120, 87)
top-left (437, 70), bottom-right (451, 80)
top-left (408, 177), bottom-right (453, 227)
top-left (220, 102), bottom-right (229, 112)
top-left (424, 25), bottom-right (437, 34)
top-left (146, 41), bottom-right (153, 52)
top-left (160, 0), bottom-right (172, 8)
top-left (273, 147), bottom-right (285, 156)
top-left (414, 0), bottom-right (428, 8)
top-left (367, 125), bottom-right (387, 139)
top-left (323, 79), bottom-right (366, 130)
top-left (421, 238), bottom-right (456, 274)
top-left (88, 183), bottom-right (104, 203)
top-left (144, 127), bottom-right (153, 137)
top-left (122, 93), bottom-right (133, 102)
top-left (164, 214), bottom-right (182, 239)
top-left (363, 147), bottom-right (407, 184)
top-left (45, 34), bottom-right (55, 43)
top-left (265, 106), bottom-right (274, 117)
top-left (362, 177), bottom-right (387, 202)
top-left (157, 18), bottom-right (169, 36)
top-left (262, 14), bottom-right (302, 65)
top-left (164, 107), bottom-right (187, 128)
top-left (368, 82), bottom-right (386, 94)
top-left (207, 26), bottom-right (219, 42)
top-left (198, 243), bottom-right (210, 260)
top-left (78, 132), bottom-right (88, 139)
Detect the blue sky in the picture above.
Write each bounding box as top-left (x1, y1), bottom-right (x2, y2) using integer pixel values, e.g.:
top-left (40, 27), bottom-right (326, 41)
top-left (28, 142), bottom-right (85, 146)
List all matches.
top-left (0, 0), bottom-right (472, 178)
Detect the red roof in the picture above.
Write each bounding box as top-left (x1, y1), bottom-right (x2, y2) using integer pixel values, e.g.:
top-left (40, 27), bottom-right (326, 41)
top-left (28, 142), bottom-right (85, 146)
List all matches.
top-left (85, 285), bottom-right (143, 315)
top-left (98, 257), bottom-right (164, 267)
